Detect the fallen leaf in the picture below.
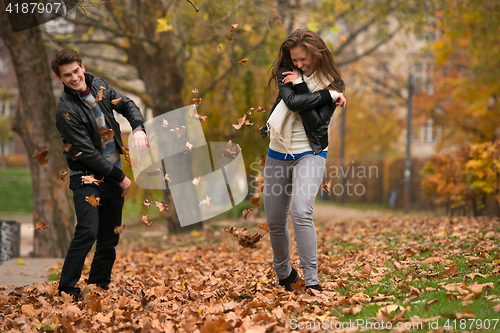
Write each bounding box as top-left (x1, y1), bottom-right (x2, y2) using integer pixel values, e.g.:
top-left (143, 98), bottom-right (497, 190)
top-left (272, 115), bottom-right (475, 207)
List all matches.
top-left (33, 149), bottom-right (49, 166)
top-left (250, 195), bottom-right (261, 207)
top-left (114, 225), bottom-right (125, 234)
top-left (111, 97), bottom-right (122, 105)
top-left (155, 201), bottom-right (169, 212)
top-left (242, 208), bottom-right (253, 219)
top-left (95, 86), bottom-right (106, 103)
top-left (85, 194), bottom-right (100, 207)
top-left (199, 195), bottom-right (211, 208)
top-left (185, 141), bottom-right (193, 154)
top-left (192, 176), bottom-right (200, 187)
top-left (141, 215), bottom-right (153, 227)
top-left (21, 304), bottom-right (37, 317)
top-left (162, 119), bottom-right (169, 127)
top-left (81, 175), bottom-right (103, 185)
top-left (60, 171), bottom-right (68, 181)
top-left (231, 23), bottom-right (238, 32)
top-left (465, 272), bottom-right (487, 279)
top-left (222, 140), bottom-right (242, 159)
top-left (438, 265), bottom-right (458, 278)
top-left (493, 304), bottom-right (500, 313)
top-left (467, 282), bottom-right (494, 293)
top-left (63, 113), bottom-right (70, 120)
top-left (170, 126), bottom-right (186, 138)
top-left (238, 58), bottom-right (248, 64)
top-left (99, 128), bottom-right (115, 142)
top-left (36, 221), bottom-right (49, 230)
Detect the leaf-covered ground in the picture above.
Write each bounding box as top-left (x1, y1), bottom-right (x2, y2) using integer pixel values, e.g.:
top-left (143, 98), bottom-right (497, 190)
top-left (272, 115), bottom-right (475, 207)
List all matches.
top-left (1, 215), bottom-right (500, 332)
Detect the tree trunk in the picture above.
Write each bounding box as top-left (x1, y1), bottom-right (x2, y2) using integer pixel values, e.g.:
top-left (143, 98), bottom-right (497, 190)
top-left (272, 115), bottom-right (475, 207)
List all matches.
top-left (0, 9), bottom-right (75, 257)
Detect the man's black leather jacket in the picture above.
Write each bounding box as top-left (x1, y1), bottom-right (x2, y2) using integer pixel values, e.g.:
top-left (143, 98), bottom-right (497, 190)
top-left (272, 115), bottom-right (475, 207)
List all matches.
top-left (260, 65), bottom-right (339, 154)
top-left (55, 73), bottom-right (144, 181)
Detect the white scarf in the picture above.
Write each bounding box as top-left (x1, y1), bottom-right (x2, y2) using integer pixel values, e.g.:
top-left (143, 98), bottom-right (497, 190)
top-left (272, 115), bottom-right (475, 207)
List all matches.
top-left (267, 70), bottom-right (330, 157)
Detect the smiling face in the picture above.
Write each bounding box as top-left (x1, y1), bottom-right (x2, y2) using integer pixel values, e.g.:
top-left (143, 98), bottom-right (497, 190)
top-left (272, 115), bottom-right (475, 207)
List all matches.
top-left (289, 46), bottom-right (316, 77)
top-left (56, 62), bottom-right (87, 93)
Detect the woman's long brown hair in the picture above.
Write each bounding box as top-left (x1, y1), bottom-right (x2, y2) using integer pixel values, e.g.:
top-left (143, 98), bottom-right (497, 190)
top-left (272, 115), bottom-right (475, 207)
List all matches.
top-left (269, 28), bottom-right (344, 93)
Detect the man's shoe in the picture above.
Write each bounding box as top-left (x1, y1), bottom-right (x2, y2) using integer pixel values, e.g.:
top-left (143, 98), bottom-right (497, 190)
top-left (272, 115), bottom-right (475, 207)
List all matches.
top-left (305, 284), bottom-right (323, 292)
top-left (278, 267), bottom-right (300, 291)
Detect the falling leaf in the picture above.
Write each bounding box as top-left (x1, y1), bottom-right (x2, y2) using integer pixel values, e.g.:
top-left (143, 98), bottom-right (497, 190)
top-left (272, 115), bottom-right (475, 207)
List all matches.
top-left (250, 195), bottom-right (261, 207)
top-left (259, 155), bottom-right (265, 166)
top-left (322, 180), bottom-right (331, 193)
top-left (81, 175), bottom-right (103, 185)
top-left (99, 128), bottom-right (115, 142)
top-left (192, 176), bottom-right (200, 187)
top-left (63, 113), bottom-right (70, 120)
top-left (114, 225), bottom-right (125, 234)
top-left (224, 227), bottom-right (264, 248)
top-left (156, 15), bottom-right (173, 33)
top-left (227, 36), bottom-right (235, 42)
top-left (60, 171), bottom-right (68, 181)
top-left (164, 174), bottom-right (171, 182)
top-left (192, 97), bottom-right (201, 106)
top-left (216, 44), bottom-right (222, 54)
top-left (192, 88), bottom-right (199, 94)
top-left (141, 215), bottom-right (153, 227)
top-left (64, 143), bottom-right (72, 152)
top-left (244, 119), bottom-right (254, 126)
top-left (36, 221), bottom-right (49, 230)
top-left (143, 199), bottom-right (152, 207)
top-left (33, 149), bottom-right (49, 166)
top-left (156, 201), bottom-right (169, 212)
top-left (170, 126), bottom-right (186, 138)
top-left (232, 114), bottom-right (247, 129)
top-left (162, 119), bottom-right (169, 127)
top-left (231, 23), bottom-right (238, 32)
top-left (185, 141), bottom-right (193, 154)
top-left (242, 208), bottom-right (253, 219)
top-left (85, 194), bottom-right (100, 207)
top-left (189, 105), bottom-right (207, 122)
top-left (222, 140), bottom-right (242, 159)
top-left (246, 108), bottom-right (254, 117)
top-left (75, 151), bottom-right (82, 156)
top-left (255, 106), bottom-right (265, 112)
top-left (95, 86), bottom-right (106, 103)
top-left (111, 97), bottom-right (122, 105)
top-left (340, 34), bottom-right (347, 41)
top-left (258, 223), bottom-right (268, 232)
top-left (199, 195), bottom-right (211, 208)
top-left (238, 58), bottom-right (248, 64)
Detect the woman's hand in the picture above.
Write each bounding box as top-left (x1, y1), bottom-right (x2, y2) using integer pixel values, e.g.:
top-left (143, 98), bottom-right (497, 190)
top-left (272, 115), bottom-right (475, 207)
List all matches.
top-left (282, 71), bottom-right (299, 84)
top-left (131, 129), bottom-right (148, 154)
top-left (336, 92), bottom-right (347, 108)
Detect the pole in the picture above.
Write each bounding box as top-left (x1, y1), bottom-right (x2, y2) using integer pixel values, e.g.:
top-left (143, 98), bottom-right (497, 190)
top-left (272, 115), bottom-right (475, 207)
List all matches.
top-left (404, 73), bottom-right (413, 214)
top-left (338, 106), bottom-right (345, 204)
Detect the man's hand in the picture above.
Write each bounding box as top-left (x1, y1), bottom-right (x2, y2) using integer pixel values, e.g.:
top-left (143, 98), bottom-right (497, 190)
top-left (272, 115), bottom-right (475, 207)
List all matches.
top-left (119, 176), bottom-right (131, 197)
top-left (131, 130), bottom-right (148, 154)
top-left (282, 71), bottom-right (300, 84)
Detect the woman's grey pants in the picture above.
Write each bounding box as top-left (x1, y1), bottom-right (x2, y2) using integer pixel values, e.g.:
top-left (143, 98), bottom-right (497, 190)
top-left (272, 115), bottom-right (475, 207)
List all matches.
top-left (264, 154), bottom-right (326, 286)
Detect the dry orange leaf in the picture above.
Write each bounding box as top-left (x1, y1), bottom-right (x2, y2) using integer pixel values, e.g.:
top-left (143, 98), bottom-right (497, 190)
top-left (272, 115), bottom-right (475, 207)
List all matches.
top-left (75, 151), bottom-right (82, 156)
top-left (199, 195), bottom-right (211, 208)
top-left (99, 128), bottom-right (115, 142)
top-left (192, 97), bottom-right (201, 106)
top-left (188, 105), bottom-right (207, 122)
top-left (141, 215), bottom-right (153, 227)
top-left (259, 155), bottom-right (265, 166)
top-left (216, 44), bottom-right (222, 54)
top-left (63, 113), bottom-right (70, 120)
top-left (222, 140), bottom-right (241, 159)
top-left (258, 223), bottom-right (268, 232)
top-left (224, 227), bottom-right (264, 248)
top-left (95, 86), bottom-right (106, 103)
top-left (242, 208), bottom-right (253, 220)
top-left (35, 221), bottom-right (49, 230)
top-left (255, 106), bottom-right (265, 112)
top-left (227, 36), bottom-right (235, 42)
top-left (192, 176), bottom-right (200, 187)
top-left (192, 88), bottom-right (198, 94)
top-left (85, 194), bottom-right (100, 207)
top-left (114, 225), bottom-right (125, 234)
top-left (143, 199), bottom-right (152, 207)
top-left (185, 141), bottom-right (193, 154)
top-left (33, 149), bottom-right (49, 166)
top-left (111, 97), bottom-right (122, 105)
top-left (64, 143), bottom-right (72, 152)
top-left (322, 180), bottom-right (332, 193)
top-left (238, 58), bottom-right (248, 65)
top-left (164, 174), bottom-right (171, 182)
top-left (230, 23), bottom-right (238, 32)
top-left (81, 175), bottom-right (103, 185)
top-left (155, 201), bottom-right (169, 212)
top-left (437, 265), bottom-right (458, 278)
top-left (162, 119), bottom-right (169, 128)
top-left (60, 171), bottom-right (68, 181)
top-left (170, 126), bottom-right (186, 138)
top-left (250, 195), bottom-right (261, 207)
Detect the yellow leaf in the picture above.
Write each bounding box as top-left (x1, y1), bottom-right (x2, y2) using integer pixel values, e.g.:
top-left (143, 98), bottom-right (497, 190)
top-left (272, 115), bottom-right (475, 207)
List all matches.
top-left (156, 15), bottom-right (174, 33)
top-left (16, 258), bottom-right (25, 266)
top-left (180, 280), bottom-right (185, 290)
top-left (122, 55), bottom-right (128, 62)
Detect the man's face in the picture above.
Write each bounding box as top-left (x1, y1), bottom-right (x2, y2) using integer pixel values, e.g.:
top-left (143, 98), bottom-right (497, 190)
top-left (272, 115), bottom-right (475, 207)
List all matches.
top-left (57, 62), bottom-right (87, 93)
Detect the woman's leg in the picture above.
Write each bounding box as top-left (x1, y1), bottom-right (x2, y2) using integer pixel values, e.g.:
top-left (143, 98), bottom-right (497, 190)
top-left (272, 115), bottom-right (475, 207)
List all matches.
top-left (289, 155), bottom-right (326, 286)
top-left (264, 156), bottom-right (293, 280)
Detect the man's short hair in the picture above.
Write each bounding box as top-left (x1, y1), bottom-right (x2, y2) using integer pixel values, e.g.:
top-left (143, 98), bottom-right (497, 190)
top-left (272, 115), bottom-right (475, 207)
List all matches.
top-left (51, 48), bottom-right (82, 77)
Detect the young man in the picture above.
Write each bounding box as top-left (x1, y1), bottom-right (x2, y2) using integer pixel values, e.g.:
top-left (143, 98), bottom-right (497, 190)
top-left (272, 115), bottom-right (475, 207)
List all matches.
top-left (52, 48), bottom-right (148, 301)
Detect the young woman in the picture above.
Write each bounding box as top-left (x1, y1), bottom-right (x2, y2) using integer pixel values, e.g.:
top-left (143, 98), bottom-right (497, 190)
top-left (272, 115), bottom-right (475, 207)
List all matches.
top-left (260, 28), bottom-right (346, 292)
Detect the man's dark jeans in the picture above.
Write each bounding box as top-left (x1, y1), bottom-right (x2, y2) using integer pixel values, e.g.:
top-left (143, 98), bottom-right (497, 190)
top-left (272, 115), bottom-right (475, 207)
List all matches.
top-left (58, 174), bottom-right (124, 299)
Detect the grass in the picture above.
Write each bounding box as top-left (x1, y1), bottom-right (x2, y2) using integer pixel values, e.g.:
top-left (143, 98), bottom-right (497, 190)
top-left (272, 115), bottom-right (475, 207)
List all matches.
top-left (0, 169), bottom-right (32, 213)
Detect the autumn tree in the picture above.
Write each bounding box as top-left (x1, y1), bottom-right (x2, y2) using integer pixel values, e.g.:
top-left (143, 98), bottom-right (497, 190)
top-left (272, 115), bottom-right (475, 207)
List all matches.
top-left (0, 7), bottom-right (75, 256)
